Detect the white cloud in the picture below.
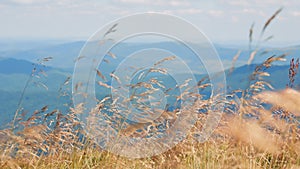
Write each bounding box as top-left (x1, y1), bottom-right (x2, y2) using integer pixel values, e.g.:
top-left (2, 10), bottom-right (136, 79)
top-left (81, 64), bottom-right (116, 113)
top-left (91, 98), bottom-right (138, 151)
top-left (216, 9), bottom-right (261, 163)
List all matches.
top-left (156, 10), bottom-right (174, 15)
top-left (1, 0), bottom-right (80, 7)
top-left (290, 11), bottom-right (300, 17)
top-left (5, 0), bottom-right (50, 4)
top-left (242, 8), bottom-right (257, 14)
top-left (146, 8), bottom-right (202, 16)
top-left (115, 0), bottom-right (164, 6)
top-left (207, 10), bottom-right (224, 17)
top-left (176, 8), bottom-right (202, 15)
top-left (169, 1), bottom-right (190, 7)
top-left (232, 8), bottom-right (266, 17)
top-left (227, 0), bottom-right (250, 7)
top-left (0, 0), bottom-right (299, 44)
top-left (118, 0), bottom-right (149, 4)
top-left (231, 16), bottom-right (239, 23)
top-left (11, 0), bottom-right (40, 4)
top-left (225, 0), bottom-right (286, 8)
top-left (113, 0), bottom-right (190, 7)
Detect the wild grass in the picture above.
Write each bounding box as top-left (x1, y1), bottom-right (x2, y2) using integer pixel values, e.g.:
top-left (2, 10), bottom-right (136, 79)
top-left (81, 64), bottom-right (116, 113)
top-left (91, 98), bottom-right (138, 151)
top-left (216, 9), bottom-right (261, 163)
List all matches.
top-left (0, 8), bottom-right (300, 169)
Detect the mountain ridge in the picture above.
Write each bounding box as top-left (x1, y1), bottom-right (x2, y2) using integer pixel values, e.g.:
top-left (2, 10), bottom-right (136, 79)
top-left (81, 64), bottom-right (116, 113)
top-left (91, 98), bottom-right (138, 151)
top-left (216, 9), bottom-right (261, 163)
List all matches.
top-left (0, 41), bottom-right (299, 70)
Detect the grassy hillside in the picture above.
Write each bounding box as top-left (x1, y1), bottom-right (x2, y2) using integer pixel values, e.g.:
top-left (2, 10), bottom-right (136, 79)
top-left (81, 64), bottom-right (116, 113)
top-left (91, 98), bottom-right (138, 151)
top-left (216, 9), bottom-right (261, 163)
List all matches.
top-left (0, 54), bottom-right (299, 168)
top-left (0, 10), bottom-right (300, 167)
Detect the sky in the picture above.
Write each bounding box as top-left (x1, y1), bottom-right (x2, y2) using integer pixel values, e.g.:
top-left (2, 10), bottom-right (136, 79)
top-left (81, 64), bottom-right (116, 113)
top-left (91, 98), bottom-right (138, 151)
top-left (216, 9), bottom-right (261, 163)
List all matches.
top-left (0, 0), bottom-right (300, 46)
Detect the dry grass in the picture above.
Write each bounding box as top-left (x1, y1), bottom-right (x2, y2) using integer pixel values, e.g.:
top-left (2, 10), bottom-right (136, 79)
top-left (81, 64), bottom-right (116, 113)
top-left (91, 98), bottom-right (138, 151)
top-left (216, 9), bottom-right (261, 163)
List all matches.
top-left (0, 8), bottom-right (300, 169)
top-left (1, 60), bottom-right (299, 169)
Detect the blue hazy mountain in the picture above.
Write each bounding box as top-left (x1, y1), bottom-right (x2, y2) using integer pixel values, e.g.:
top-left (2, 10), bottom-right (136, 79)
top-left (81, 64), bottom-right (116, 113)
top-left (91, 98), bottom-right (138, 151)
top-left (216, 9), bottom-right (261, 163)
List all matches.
top-left (0, 57), bottom-right (299, 128)
top-left (0, 41), bottom-right (299, 128)
top-left (0, 58), bottom-right (72, 127)
top-left (1, 40), bottom-right (299, 71)
top-left (0, 39), bottom-right (72, 52)
top-left (0, 57), bottom-right (52, 74)
top-left (0, 41), bottom-right (84, 69)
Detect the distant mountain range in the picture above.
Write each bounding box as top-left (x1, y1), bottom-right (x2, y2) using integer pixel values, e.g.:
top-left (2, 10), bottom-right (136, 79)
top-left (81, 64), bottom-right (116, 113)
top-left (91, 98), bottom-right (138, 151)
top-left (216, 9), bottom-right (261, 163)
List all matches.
top-left (0, 57), bottom-right (52, 74)
top-left (0, 40), bottom-right (299, 70)
top-left (0, 56), bottom-right (299, 128)
top-left (0, 41), bottom-right (299, 128)
top-left (0, 41), bottom-right (83, 70)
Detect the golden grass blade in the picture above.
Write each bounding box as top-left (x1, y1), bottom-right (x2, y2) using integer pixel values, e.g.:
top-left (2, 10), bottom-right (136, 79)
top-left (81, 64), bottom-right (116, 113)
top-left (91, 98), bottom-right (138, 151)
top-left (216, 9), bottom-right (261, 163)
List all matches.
top-left (257, 88), bottom-right (300, 116)
top-left (224, 116), bottom-right (282, 154)
top-left (107, 52), bottom-right (117, 59)
top-left (110, 72), bottom-right (121, 84)
top-left (263, 35), bottom-right (274, 42)
top-left (42, 56), bottom-right (53, 62)
top-left (261, 8), bottom-right (283, 36)
top-left (249, 22), bottom-right (255, 45)
top-left (154, 56), bottom-right (176, 66)
top-left (229, 50), bottom-right (241, 74)
top-left (96, 69), bottom-right (106, 81)
top-left (75, 55), bottom-right (86, 62)
top-left (97, 81), bottom-right (112, 89)
top-left (104, 23), bottom-right (118, 37)
top-left (41, 105), bottom-right (48, 112)
top-left (247, 50), bottom-right (257, 65)
top-left (63, 76), bottom-right (71, 86)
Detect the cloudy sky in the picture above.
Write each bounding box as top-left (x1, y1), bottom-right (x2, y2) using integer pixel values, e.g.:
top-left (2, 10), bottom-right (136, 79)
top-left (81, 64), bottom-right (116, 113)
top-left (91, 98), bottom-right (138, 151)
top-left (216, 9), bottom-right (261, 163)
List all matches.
top-left (0, 0), bottom-right (300, 46)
